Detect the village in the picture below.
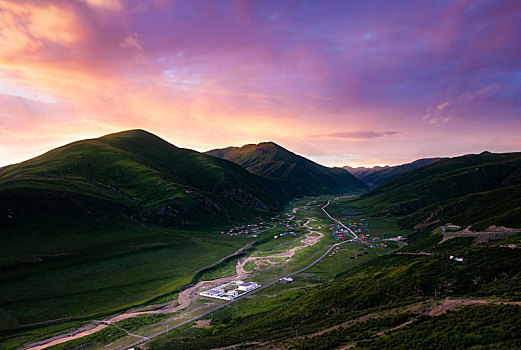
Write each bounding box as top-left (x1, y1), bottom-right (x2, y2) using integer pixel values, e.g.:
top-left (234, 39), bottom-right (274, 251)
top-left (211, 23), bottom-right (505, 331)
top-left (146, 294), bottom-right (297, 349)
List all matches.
top-left (221, 212), bottom-right (302, 239)
top-left (328, 217), bottom-right (391, 249)
top-left (221, 222), bottom-right (270, 237)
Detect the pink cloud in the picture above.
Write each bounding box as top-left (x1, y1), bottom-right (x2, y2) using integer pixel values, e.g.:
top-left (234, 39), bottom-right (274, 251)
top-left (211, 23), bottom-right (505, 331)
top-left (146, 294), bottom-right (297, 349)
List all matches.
top-left (0, 0), bottom-right (519, 167)
top-left (437, 102), bottom-right (450, 111)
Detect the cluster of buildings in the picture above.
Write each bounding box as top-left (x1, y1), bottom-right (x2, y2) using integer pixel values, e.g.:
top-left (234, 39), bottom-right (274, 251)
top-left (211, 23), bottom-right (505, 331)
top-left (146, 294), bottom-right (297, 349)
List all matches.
top-left (274, 216), bottom-right (298, 238)
top-left (330, 224), bottom-right (349, 240)
top-left (329, 218), bottom-right (370, 241)
top-left (222, 222), bottom-right (269, 236)
top-left (200, 281), bottom-right (261, 300)
top-left (359, 234), bottom-right (380, 241)
top-left (344, 218), bottom-right (369, 233)
top-left (221, 213), bottom-right (299, 238)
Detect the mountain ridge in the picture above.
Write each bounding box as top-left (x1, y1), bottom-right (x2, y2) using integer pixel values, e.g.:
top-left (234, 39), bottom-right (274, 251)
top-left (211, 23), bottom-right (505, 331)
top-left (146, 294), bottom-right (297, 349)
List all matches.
top-left (349, 151), bottom-right (521, 230)
top-left (206, 141), bottom-right (367, 196)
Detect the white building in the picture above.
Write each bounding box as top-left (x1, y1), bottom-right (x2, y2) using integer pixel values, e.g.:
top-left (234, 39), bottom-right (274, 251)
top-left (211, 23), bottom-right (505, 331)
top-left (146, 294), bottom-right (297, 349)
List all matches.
top-left (225, 290), bottom-right (239, 298)
top-left (200, 288), bottom-right (225, 298)
top-left (237, 282), bottom-right (259, 291)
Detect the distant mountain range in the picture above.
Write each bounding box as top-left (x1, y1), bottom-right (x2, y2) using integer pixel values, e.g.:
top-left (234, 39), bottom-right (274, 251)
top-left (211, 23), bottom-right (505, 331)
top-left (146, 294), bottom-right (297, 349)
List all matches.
top-left (344, 158), bottom-right (444, 187)
top-left (206, 142), bottom-right (367, 196)
top-left (350, 151), bottom-right (521, 230)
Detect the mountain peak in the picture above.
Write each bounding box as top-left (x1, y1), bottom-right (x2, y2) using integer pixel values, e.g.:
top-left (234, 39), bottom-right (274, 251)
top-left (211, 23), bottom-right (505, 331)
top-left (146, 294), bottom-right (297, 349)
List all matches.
top-left (206, 142), bottom-right (367, 195)
top-left (100, 129), bottom-right (156, 140)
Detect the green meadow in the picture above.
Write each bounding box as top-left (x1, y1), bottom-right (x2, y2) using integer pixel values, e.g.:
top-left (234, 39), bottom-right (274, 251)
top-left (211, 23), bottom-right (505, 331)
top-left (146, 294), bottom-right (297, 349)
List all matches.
top-left (0, 222), bottom-right (251, 346)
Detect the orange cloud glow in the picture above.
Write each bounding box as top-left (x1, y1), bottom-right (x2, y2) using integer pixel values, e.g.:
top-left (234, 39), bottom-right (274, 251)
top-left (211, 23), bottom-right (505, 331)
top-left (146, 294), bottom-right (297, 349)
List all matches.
top-left (1, 1), bottom-right (520, 168)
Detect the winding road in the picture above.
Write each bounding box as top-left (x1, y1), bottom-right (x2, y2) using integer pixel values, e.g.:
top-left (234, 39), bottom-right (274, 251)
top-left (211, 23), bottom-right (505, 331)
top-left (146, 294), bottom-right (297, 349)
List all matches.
top-left (321, 201), bottom-right (358, 239)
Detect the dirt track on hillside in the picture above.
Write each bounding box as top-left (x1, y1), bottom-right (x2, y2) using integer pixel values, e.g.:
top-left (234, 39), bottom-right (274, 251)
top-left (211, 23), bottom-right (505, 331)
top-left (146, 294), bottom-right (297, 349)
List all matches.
top-left (210, 298), bottom-right (521, 350)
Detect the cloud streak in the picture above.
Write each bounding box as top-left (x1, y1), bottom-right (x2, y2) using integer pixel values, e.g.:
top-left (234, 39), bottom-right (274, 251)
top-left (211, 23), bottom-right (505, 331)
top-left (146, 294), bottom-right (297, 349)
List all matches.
top-left (323, 131), bottom-right (398, 139)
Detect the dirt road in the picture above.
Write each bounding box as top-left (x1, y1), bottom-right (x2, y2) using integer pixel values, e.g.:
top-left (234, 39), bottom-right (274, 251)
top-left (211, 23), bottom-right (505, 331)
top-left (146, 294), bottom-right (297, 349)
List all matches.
top-left (235, 219), bottom-right (323, 275)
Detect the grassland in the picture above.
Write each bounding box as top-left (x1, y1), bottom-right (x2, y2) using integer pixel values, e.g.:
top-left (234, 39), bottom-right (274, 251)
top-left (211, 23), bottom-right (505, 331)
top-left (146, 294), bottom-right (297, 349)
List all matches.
top-left (0, 223), bottom-right (253, 348)
top-left (0, 197), bottom-right (327, 349)
top-left (358, 305), bottom-right (521, 349)
top-left (47, 326), bottom-right (127, 350)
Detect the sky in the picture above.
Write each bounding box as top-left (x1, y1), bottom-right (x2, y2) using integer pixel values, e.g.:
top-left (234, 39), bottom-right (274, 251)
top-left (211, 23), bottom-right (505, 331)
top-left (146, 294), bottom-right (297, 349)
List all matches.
top-left (1, 0), bottom-right (520, 167)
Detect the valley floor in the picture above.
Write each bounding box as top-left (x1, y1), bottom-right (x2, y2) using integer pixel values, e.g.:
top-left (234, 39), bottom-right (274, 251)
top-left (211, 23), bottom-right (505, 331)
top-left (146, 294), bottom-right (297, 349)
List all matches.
top-left (11, 194), bottom-right (519, 350)
top-left (11, 196), bottom-right (382, 350)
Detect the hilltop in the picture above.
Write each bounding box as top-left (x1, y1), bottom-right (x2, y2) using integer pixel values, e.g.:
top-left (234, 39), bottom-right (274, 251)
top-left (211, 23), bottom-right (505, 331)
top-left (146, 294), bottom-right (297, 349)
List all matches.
top-left (344, 157), bottom-right (443, 187)
top-left (0, 129), bottom-right (288, 234)
top-left (206, 142), bottom-right (367, 196)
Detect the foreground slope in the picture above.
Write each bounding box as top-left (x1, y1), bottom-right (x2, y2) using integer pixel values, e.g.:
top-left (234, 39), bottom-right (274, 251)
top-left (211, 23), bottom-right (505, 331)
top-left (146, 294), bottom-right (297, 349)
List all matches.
top-left (350, 151), bottom-right (521, 230)
top-left (206, 142), bottom-right (367, 195)
top-left (344, 157), bottom-right (443, 187)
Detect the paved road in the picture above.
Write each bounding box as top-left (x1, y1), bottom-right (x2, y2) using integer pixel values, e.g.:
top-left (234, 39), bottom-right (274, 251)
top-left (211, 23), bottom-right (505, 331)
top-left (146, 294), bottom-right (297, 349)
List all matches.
top-left (321, 200), bottom-right (358, 239)
top-left (118, 201), bottom-right (351, 350)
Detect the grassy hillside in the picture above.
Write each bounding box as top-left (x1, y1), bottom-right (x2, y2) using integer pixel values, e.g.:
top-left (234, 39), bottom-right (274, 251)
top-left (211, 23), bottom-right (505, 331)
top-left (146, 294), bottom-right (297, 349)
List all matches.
top-left (0, 129), bottom-right (288, 235)
top-left (348, 151), bottom-right (521, 230)
top-left (0, 130), bottom-right (291, 330)
top-left (206, 142), bottom-right (367, 196)
top-left (345, 157), bottom-right (442, 187)
top-left (146, 155), bottom-right (521, 350)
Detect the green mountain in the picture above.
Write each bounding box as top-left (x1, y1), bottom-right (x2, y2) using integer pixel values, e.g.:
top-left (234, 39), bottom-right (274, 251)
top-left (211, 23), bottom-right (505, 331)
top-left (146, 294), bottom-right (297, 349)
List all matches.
top-left (0, 129), bottom-right (288, 234)
top-left (344, 157), bottom-right (443, 187)
top-left (4, 137), bottom-right (521, 349)
top-left (206, 142), bottom-right (367, 195)
top-left (350, 151), bottom-right (521, 230)
top-left (0, 129), bottom-right (295, 329)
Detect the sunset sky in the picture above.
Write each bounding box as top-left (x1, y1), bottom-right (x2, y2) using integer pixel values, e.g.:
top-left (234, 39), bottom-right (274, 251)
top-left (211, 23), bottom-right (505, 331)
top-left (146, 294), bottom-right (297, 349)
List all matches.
top-left (1, 0), bottom-right (520, 167)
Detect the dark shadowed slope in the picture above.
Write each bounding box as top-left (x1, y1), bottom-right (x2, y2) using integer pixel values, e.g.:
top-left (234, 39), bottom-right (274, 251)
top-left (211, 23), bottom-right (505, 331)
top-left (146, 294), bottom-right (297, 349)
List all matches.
top-left (206, 142), bottom-right (367, 196)
top-left (0, 129), bottom-right (289, 236)
top-left (344, 158), bottom-right (443, 186)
